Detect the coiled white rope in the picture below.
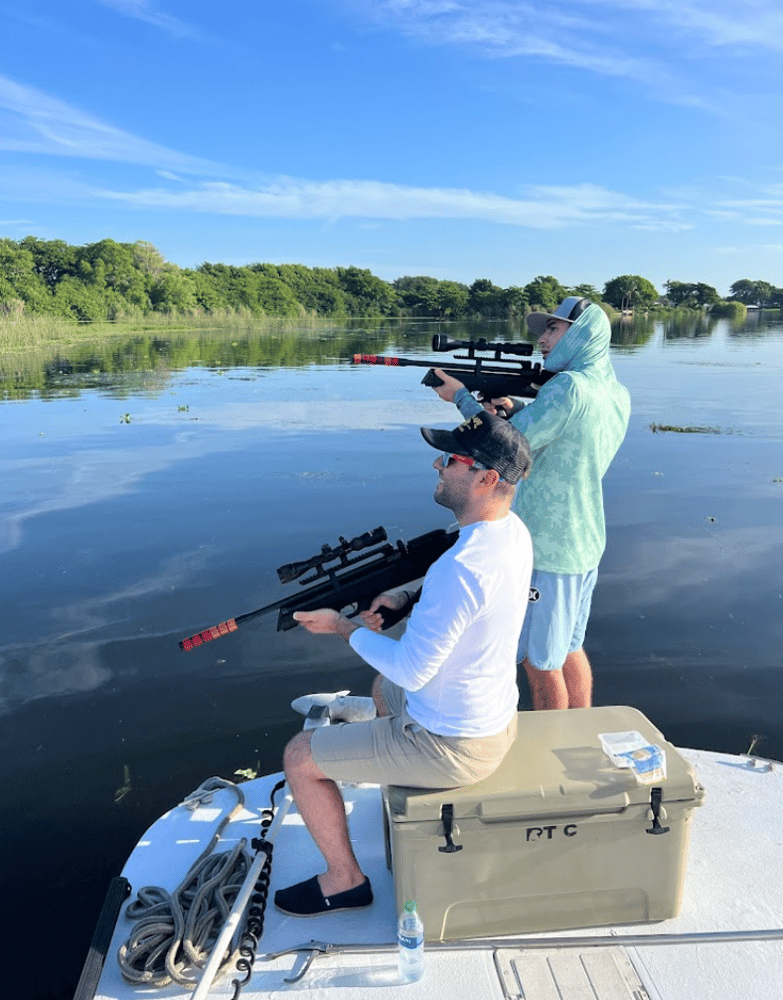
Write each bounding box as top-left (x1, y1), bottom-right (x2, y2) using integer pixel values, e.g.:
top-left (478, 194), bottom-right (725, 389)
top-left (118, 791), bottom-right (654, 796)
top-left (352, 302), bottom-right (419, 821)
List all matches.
top-left (117, 777), bottom-right (250, 988)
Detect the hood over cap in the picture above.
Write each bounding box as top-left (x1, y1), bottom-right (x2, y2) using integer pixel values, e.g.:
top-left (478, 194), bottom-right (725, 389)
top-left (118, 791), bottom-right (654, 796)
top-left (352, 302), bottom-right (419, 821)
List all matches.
top-left (542, 301), bottom-right (613, 375)
top-left (525, 296), bottom-right (592, 338)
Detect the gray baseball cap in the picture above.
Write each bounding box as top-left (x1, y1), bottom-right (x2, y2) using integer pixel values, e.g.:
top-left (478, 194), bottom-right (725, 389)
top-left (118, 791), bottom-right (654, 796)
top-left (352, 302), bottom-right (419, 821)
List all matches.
top-left (526, 296), bottom-right (591, 338)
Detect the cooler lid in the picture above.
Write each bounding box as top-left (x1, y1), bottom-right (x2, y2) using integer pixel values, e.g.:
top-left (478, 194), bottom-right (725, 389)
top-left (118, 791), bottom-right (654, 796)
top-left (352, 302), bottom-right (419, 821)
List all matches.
top-left (387, 705), bottom-right (703, 822)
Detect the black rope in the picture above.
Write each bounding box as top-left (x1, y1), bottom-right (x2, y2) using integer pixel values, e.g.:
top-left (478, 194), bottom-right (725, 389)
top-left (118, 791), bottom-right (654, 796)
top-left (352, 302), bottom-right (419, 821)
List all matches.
top-left (229, 779), bottom-right (286, 999)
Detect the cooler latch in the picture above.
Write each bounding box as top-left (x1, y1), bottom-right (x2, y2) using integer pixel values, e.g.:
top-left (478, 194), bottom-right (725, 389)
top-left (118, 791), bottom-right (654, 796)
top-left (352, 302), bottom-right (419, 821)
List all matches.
top-left (438, 803), bottom-right (463, 853)
top-left (646, 787), bottom-right (670, 835)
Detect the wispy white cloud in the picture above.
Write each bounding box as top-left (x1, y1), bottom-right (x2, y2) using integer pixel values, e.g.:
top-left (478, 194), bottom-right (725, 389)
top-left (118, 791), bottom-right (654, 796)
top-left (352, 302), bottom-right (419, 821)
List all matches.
top-left (726, 218), bottom-right (783, 227)
top-left (716, 201), bottom-right (783, 211)
top-left (366, 0), bottom-right (665, 81)
top-left (712, 242), bottom-right (783, 254)
top-left (92, 0), bottom-right (204, 39)
top-left (0, 64), bottom-right (765, 240)
top-left (705, 185), bottom-right (783, 226)
top-left (590, 0), bottom-right (783, 50)
top-left (348, 0), bottom-right (783, 109)
top-left (0, 73), bottom-right (225, 174)
top-left (0, 144), bottom-right (698, 232)
top-left (92, 176), bottom-right (691, 231)
top-left (367, 0), bottom-right (783, 55)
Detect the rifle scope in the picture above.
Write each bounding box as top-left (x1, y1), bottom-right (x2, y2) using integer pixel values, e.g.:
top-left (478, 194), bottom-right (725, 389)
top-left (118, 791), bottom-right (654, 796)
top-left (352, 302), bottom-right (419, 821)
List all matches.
top-left (277, 527), bottom-right (388, 584)
top-left (432, 335), bottom-right (533, 357)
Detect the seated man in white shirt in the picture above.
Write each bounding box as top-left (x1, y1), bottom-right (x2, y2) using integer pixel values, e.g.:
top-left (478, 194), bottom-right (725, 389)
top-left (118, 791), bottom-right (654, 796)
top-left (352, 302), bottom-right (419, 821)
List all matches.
top-left (274, 411), bottom-right (533, 917)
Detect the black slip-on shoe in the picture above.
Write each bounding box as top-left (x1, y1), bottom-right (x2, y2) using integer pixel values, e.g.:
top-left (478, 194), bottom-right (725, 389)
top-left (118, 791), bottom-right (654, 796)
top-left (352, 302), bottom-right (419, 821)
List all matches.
top-left (274, 875), bottom-right (373, 916)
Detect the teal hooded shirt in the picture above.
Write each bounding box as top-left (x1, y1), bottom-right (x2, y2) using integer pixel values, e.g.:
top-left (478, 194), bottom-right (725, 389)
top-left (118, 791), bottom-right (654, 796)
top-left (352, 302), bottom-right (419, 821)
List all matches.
top-left (457, 303), bottom-right (630, 574)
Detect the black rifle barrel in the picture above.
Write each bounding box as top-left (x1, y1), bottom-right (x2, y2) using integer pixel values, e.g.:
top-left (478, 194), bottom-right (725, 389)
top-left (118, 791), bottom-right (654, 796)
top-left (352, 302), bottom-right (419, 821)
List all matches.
top-left (179, 527), bottom-right (459, 650)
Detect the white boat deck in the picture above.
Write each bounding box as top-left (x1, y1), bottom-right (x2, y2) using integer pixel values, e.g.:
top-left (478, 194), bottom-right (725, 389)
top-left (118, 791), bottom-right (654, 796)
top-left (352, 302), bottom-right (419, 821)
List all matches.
top-left (95, 748), bottom-right (783, 1000)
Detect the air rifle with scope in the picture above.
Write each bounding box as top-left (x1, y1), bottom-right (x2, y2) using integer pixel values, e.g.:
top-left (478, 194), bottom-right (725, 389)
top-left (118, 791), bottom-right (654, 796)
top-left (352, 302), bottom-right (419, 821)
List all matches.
top-left (179, 524), bottom-right (457, 651)
top-left (352, 334), bottom-right (556, 408)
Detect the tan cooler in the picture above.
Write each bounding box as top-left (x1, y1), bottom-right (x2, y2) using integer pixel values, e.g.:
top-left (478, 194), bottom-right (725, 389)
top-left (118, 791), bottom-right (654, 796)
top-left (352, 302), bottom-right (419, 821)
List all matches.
top-left (382, 705), bottom-right (705, 941)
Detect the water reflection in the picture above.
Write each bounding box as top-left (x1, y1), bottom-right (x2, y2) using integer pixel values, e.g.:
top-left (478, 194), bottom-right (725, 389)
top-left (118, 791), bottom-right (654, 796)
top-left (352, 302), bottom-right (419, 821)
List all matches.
top-left (611, 308), bottom-right (783, 346)
top-left (610, 313), bottom-right (656, 347)
top-left (601, 523), bottom-right (779, 610)
top-left (1, 638), bottom-right (112, 709)
top-left (4, 312), bottom-right (783, 401)
top-left (660, 313), bottom-right (719, 340)
top-left (2, 311), bottom-right (783, 1000)
top-left (5, 316), bottom-right (539, 400)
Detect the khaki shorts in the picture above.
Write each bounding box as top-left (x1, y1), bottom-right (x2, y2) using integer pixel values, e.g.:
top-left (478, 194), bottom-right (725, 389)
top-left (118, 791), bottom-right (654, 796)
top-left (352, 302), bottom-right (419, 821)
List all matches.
top-left (310, 677), bottom-right (518, 788)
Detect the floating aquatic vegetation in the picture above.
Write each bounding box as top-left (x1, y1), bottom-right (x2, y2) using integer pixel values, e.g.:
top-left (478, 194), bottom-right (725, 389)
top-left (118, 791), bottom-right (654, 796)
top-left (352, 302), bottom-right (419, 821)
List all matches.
top-left (650, 423), bottom-right (720, 434)
top-left (234, 760), bottom-right (261, 781)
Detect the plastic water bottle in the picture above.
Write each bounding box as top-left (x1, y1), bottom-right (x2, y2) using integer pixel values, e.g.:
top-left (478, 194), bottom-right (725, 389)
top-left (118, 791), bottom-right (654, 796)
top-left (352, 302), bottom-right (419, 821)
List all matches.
top-left (397, 899), bottom-right (425, 982)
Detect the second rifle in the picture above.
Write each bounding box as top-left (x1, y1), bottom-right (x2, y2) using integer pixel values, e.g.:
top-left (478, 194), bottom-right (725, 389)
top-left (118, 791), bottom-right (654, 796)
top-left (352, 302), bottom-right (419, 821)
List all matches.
top-left (353, 334), bottom-right (556, 403)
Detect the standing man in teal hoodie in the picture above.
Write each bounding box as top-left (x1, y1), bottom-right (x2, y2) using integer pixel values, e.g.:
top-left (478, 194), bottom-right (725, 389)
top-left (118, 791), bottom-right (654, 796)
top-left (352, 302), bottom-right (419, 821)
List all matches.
top-left (432, 297), bottom-right (630, 710)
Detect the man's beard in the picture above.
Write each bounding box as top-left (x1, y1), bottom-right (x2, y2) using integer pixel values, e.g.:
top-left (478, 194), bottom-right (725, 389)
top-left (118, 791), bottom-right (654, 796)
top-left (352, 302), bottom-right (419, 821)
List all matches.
top-left (434, 482), bottom-right (466, 518)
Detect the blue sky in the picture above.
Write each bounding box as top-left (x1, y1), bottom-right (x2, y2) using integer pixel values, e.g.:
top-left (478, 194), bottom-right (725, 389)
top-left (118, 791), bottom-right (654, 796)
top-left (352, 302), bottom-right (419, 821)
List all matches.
top-left (1, 0), bottom-right (781, 297)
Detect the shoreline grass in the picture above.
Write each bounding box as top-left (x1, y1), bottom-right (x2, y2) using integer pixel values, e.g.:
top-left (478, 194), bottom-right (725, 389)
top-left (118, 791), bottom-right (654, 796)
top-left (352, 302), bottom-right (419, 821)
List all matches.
top-left (0, 310), bottom-right (343, 359)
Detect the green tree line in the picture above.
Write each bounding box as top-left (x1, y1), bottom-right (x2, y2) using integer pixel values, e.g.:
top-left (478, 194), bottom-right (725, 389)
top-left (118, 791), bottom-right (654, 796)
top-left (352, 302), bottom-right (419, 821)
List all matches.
top-left (1, 236), bottom-right (780, 322)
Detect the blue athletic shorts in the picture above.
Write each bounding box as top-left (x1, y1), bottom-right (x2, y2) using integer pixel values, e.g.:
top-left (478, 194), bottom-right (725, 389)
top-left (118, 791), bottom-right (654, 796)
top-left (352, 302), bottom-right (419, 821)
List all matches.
top-left (518, 567), bottom-right (598, 671)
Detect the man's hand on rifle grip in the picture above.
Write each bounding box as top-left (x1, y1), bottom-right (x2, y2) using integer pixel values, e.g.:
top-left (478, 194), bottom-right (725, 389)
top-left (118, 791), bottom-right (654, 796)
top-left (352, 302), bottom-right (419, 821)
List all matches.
top-left (479, 395), bottom-right (513, 417)
top-left (359, 590), bottom-right (409, 633)
top-left (429, 367), bottom-right (465, 402)
top-left (478, 395), bottom-right (524, 420)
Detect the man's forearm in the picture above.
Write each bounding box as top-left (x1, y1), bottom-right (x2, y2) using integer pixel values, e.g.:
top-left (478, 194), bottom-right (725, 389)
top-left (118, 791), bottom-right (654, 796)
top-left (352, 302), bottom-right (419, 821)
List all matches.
top-left (454, 386), bottom-right (482, 417)
top-left (335, 616), bottom-right (362, 642)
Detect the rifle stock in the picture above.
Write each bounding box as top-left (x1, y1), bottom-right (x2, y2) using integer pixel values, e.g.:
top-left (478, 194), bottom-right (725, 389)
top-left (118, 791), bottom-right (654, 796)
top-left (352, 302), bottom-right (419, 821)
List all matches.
top-left (179, 526), bottom-right (458, 651)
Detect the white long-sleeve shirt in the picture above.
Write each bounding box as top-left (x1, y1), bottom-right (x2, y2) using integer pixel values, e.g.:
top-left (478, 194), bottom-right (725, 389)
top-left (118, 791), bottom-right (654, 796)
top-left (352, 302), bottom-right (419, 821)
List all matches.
top-left (349, 512), bottom-right (532, 737)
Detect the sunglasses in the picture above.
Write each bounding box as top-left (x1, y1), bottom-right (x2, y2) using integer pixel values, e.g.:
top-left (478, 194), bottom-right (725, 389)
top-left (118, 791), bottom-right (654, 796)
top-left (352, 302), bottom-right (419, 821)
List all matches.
top-left (442, 452), bottom-right (494, 473)
top-left (441, 452), bottom-right (506, 483)
top-left (442, 452), bottom-right (476, 469)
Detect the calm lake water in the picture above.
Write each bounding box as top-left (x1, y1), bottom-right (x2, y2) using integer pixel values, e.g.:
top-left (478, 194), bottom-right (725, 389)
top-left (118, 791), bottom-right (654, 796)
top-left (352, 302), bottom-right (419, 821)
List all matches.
top-left (2, 312), bottom-right (782, 999)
